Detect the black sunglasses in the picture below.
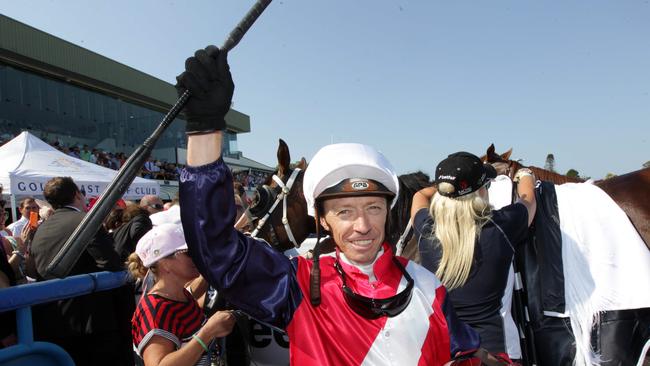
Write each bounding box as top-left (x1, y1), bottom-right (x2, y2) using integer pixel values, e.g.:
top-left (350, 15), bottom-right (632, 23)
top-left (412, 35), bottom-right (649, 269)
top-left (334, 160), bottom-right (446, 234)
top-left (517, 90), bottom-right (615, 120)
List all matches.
top-left (149, 204), bottom-right (164, 210)
top-left (334, 255), bottom-right (414, 319)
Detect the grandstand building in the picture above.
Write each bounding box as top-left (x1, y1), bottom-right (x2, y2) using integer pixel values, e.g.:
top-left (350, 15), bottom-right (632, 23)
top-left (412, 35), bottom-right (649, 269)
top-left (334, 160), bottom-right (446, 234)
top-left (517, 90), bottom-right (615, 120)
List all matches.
top-left (0, 14), bottom-right (273, 194)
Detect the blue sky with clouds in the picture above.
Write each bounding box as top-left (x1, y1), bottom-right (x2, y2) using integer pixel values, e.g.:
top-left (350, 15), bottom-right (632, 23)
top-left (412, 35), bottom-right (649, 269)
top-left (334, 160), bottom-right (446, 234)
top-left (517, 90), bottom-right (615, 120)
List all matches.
top-left (3, 0), bottom-right (649, 178)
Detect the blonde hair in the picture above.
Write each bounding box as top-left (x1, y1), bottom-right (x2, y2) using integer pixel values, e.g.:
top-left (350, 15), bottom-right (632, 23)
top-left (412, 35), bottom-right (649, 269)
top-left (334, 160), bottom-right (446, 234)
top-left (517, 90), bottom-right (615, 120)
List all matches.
top-left (429, 190), bottom-right (491, 290)
top-left (126, 252), bottom-right (151, 280)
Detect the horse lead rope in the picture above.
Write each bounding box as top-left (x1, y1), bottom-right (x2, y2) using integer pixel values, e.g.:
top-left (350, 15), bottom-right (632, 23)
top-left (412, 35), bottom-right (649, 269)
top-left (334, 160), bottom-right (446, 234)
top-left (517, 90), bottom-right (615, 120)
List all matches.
top-left (250, 168), bottom-right (302, 248)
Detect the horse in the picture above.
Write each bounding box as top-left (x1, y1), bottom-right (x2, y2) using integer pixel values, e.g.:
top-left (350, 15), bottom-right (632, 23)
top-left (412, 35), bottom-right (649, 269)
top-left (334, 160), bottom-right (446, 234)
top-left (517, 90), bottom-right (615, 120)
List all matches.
top-left (482, 143), bottom-right (650, 249)
top-left (483, 144), bottom-right (650, 366)
top-left (247, 138), bottom-right (314, 252)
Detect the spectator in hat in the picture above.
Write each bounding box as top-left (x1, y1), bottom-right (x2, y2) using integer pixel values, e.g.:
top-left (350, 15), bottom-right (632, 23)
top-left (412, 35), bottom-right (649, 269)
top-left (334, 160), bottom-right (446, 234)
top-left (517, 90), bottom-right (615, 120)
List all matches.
top-left (129, 223), bottom-right (235, 366)
top-left (410, 152), bottom-right (536, 362)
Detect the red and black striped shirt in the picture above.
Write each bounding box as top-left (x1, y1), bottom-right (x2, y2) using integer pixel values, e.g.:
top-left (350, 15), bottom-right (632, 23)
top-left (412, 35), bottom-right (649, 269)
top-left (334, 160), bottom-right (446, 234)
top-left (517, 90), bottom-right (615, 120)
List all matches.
top-left (132, 290), bottom-right (205, 360)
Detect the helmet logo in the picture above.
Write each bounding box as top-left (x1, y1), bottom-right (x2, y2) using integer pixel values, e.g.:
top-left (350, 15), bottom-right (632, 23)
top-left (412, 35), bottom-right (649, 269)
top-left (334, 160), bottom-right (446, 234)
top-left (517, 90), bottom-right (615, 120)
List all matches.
top-left (351, 180), bottom-right (370, 190)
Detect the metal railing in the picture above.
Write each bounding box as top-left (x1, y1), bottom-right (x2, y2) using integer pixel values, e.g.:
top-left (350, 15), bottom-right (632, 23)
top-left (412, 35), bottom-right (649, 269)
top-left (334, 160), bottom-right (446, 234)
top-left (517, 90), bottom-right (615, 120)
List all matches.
top-left (0, 271), bottom-right (129, 366)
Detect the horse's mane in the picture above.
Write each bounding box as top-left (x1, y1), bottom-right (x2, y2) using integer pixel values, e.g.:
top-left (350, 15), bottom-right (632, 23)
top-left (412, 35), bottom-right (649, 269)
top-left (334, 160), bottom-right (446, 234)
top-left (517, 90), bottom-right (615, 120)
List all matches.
top-left (389, 171), bottom-right (432, 245)
top-left (482, 144), bottom-right (584, 184)
top-left (514, 162), bottom-right (584, 184)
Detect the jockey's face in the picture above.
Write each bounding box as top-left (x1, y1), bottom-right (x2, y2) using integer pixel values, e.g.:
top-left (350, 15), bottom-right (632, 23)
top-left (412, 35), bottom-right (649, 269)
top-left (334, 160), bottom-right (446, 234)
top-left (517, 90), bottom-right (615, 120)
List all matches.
top-left (320, 195), bottom-right (387, 265)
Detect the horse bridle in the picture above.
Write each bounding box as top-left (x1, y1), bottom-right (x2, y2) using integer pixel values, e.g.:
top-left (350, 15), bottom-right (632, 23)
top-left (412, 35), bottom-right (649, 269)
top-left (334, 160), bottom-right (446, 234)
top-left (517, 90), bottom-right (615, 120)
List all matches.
top-left (249, 168), bottom-right (302, 248)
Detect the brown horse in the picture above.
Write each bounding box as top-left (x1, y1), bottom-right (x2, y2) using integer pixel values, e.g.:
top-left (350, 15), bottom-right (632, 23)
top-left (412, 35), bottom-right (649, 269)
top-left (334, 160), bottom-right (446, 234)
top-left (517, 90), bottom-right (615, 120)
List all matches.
top-left (247, 138), bottom-right (314, 252)
top-left (482, 144), bottom-right (583, 184)
top-left (482, 144), bottom-right (650, 248)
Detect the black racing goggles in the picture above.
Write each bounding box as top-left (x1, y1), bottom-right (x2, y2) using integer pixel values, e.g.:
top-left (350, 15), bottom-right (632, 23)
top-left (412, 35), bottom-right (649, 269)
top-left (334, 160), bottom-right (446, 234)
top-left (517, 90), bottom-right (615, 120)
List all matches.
top-left (334, 255), bottom-right (414, 319)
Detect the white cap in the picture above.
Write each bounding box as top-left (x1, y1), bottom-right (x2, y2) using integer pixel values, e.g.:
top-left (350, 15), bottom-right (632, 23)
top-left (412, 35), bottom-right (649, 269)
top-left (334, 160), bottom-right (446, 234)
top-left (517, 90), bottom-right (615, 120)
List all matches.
top-left (135, 223), bottom-right (188, 267)
top-left (303, 143), bottom-right (399, 216)
top-left (150, 204), bottom-right (181, 226)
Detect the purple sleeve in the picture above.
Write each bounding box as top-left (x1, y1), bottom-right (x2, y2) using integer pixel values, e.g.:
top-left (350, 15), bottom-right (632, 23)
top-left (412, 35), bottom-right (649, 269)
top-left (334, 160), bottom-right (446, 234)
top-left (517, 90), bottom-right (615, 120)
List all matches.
top-left (179, 159), bottom-right (302, 329)
top-left (413, 208), bottom-right (431, 238)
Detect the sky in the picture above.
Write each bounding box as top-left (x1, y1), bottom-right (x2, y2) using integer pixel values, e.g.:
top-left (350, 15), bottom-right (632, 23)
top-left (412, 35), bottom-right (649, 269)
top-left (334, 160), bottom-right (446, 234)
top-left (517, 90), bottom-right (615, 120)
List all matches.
top-left (2, 0), bottom-right (649, 179)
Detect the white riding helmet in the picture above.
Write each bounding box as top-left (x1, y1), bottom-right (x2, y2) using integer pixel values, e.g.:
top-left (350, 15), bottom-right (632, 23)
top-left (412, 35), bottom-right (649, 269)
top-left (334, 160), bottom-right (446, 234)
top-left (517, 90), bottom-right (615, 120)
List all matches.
top-left (303, 143), bottom-right (399, 216)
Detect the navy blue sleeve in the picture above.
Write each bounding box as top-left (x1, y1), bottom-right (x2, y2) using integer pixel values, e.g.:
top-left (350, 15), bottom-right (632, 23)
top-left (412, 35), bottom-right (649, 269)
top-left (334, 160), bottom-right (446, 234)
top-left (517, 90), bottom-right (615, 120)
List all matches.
top-left (413, 208), bottom-right (432, 239)
top-left (440, 286), bottom-right (481, 356)
top-left (179, 159), bottom-right (303, 329)
top-left (492, 202), bottom-right (529, 247)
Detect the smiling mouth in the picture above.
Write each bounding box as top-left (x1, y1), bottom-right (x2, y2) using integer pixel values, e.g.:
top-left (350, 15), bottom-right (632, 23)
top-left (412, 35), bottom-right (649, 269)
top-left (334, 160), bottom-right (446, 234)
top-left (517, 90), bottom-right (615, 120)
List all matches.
top-left (350, 239), bottom-right (373, 247)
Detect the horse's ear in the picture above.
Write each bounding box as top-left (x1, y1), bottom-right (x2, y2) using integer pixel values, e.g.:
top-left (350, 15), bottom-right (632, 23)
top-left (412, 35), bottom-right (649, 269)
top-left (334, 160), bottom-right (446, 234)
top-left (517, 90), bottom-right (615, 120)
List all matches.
top-left (487, 143), bottom-right (495, 156)
top-left (501, 148), bottom-right (513, 161)
top-left (482, 143), bottom-right (496, 162)
top-left (277, 139), bottom-right (291, 176)
top-left (297, 157), bottom-right (307, 170)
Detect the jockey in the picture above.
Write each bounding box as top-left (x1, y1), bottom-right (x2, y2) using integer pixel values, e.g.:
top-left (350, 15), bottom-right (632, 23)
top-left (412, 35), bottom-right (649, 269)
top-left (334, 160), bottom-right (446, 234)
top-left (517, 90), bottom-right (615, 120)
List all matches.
top-left (176, 45), bottom-right (489, 365)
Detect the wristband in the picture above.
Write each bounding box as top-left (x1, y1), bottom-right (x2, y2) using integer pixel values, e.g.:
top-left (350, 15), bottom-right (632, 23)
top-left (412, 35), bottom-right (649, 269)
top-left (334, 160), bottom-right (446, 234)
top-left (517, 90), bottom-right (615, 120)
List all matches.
top-left (192, 334), bottom-right (209, 353)
top-left (514, 168), bottom-right (535, 183)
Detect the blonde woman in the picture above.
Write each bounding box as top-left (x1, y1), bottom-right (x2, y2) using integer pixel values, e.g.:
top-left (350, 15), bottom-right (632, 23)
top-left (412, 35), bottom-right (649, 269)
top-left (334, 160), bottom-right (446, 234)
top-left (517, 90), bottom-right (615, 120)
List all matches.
top-left (129, 223), bottom-right (235, 366)
top-left (411, 152), bottom-right (536, 364)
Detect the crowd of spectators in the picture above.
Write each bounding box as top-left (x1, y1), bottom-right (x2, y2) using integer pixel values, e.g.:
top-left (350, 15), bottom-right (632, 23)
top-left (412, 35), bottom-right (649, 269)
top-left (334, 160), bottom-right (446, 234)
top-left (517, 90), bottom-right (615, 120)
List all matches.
top-left (232, 170), bottom-right (270, 190)
top-left (55, 142), bottom-right (184, 181)
top-left (0, 133), bottom-right (271, 186)
top-left (0, 177), bottom-right (244, 364)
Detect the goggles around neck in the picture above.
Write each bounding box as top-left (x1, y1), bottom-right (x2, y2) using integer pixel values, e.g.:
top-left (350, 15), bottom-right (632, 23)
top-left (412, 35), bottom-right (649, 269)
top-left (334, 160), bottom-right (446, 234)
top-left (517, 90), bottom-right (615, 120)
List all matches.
top-left (334, 253), bottom-right (414, 319)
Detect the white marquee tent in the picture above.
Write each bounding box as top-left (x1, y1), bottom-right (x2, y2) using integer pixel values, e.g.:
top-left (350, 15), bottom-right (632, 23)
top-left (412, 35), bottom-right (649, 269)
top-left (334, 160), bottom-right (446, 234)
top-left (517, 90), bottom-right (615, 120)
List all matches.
top-left (0, 132), bottom-right (159, 220)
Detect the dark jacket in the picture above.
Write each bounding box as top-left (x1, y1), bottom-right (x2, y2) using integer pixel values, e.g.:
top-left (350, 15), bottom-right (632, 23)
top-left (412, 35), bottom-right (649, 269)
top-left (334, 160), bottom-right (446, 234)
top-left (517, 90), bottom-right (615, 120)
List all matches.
top-left (112, 213), bottom-right (152, 262)
top-left (28, 206), bottom-right (132, 364)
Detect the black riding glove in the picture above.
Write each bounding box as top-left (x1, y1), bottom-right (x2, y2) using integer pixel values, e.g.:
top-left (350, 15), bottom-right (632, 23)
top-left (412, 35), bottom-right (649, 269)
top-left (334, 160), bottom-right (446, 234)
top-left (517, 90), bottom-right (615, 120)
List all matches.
top-left (175, 45), bottom-right (234, 135)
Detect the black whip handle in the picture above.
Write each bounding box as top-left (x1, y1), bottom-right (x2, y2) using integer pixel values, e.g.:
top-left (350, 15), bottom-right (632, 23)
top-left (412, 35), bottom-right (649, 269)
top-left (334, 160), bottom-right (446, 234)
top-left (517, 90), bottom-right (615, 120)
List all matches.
top-left (45, 0), bottom-right (273, 278)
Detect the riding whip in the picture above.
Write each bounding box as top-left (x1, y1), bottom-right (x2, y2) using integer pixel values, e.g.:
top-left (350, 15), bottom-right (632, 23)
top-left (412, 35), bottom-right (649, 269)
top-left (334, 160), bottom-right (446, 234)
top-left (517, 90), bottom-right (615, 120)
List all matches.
top-left (45, 0), bottom-right (273, 278)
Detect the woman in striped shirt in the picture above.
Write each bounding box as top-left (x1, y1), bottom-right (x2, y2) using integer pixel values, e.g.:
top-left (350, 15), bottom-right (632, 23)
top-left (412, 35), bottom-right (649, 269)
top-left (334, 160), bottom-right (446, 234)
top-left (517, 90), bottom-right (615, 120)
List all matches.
top-left (129, 223), bottom-right (235, 366)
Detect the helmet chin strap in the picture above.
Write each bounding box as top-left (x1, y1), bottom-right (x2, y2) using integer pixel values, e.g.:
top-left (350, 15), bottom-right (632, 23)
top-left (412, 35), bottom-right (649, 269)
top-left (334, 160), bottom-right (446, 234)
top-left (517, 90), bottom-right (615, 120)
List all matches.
top-left (310, 212), bottom-right (324, 306)
top-left (250, 168), bottom-right (302, 248)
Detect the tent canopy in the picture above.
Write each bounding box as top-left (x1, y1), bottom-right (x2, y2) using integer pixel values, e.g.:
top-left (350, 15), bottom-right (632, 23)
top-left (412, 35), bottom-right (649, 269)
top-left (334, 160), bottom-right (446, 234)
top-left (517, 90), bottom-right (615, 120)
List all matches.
top-left (0, 132), bottom-right (159, 200)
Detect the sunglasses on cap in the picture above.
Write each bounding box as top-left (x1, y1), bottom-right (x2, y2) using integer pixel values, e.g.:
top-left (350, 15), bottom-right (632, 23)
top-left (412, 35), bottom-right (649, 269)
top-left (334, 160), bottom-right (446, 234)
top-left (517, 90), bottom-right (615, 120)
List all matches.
top-left (334, 254), bottom-right (414, 319)
top-left (149, 203), bottom-right (164, 210)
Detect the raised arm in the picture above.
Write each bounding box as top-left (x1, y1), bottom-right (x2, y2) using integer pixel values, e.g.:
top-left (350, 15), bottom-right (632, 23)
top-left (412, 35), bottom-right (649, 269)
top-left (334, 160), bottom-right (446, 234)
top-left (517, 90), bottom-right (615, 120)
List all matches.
top-left (411, 186), bottom-right (437, 218)
top-left (513, 168), bottom-right (537, 226)
top-left (177, 46), bottom-right (302, 328)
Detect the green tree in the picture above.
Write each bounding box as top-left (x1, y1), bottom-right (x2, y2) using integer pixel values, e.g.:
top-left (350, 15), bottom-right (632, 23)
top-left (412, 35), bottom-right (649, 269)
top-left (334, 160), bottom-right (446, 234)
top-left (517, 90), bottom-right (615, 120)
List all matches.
top-left (643, 161), bottom-right (650, 169)
top-left (604, 173), bottom-right (617, 179)
top-left (566, 169), bottom-right (580, 179)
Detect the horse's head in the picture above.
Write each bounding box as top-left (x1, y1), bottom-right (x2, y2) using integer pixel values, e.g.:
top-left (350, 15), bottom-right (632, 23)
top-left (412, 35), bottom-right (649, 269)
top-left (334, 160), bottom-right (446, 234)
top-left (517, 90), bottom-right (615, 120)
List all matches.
top-left (481, 143), bottom-right (517, 179)
top-left (247, 139), bottom-right (314, 252)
